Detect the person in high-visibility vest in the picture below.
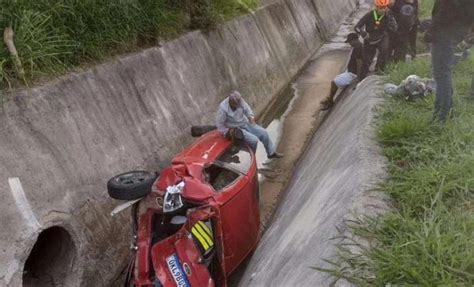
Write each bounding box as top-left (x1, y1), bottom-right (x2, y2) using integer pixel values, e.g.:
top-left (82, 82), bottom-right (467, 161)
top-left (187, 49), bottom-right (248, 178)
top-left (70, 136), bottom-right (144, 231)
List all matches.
top-left (355, 0), bottom-right (398, 79)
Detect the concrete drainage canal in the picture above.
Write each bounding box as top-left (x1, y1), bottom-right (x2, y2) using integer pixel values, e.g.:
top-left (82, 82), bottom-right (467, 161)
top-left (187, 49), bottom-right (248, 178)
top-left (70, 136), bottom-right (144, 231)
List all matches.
top-left (22, 226), bottom-right (77, 287)
top-left (0, 1), bottom-right (364, 285)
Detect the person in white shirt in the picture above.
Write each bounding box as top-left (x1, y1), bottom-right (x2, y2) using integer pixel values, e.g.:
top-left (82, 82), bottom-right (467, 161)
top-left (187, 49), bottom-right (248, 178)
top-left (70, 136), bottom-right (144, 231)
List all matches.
top-left (216, 91), bottom-right (283, 159)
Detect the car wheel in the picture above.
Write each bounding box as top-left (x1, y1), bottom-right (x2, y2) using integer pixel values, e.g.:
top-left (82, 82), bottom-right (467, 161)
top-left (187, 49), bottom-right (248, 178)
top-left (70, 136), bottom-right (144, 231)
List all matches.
top-left (107, 171), bottom-right (157, 200)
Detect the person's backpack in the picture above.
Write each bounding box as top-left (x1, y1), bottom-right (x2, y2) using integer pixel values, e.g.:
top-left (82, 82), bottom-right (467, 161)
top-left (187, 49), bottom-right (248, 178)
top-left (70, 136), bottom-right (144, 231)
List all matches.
top-left (398, 4), bottom-right (416, 34)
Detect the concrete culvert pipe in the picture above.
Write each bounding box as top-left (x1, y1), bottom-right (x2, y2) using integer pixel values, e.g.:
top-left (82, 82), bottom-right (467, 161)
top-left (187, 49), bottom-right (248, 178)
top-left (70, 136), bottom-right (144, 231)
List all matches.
top-left (22, 226), bottom-right (78, 287)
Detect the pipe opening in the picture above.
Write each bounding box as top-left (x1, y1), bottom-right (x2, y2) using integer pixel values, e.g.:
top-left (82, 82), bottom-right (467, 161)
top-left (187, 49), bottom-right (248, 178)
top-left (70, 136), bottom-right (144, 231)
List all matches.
top-left (23, 226), bottom-right (77, 287)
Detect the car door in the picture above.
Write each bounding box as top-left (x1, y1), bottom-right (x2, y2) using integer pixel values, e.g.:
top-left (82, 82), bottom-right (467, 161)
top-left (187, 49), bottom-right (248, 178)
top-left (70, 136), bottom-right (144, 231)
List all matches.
top-left (204, 144), bottom-right (260, 275)
top-left (151, 207), bottom-right (221, 287)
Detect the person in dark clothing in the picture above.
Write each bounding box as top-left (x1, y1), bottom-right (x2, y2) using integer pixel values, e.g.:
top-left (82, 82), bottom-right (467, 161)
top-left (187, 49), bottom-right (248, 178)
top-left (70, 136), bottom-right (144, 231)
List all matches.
top-left (321, 33), bottom-right (364, 110)
top-left (389, 0), bottom-right (419, 61)
top-left (425, 0), bottom-right (474, 122)
top-left (390, 0), bottom-right (419, 23)
top-left (407, 12), bottom-right (419, 59)
top-left (355, 0), bottom-right (398, 79)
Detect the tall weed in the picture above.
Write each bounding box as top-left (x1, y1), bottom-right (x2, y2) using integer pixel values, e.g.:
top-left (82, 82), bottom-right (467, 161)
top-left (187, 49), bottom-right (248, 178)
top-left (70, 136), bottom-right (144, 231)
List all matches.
top-left (0, 0), bottom-right (259, 88)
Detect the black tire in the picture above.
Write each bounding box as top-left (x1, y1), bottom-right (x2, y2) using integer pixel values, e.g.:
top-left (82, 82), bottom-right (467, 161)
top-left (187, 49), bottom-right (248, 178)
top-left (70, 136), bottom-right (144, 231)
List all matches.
top-left (107, 171), bottom-right (157, 200)
top-left (191, 125), bottom-right (216, 137)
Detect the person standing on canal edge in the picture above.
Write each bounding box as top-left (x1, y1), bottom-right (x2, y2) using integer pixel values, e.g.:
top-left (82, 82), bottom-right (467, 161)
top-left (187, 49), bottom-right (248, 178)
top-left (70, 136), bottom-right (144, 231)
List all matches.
top-left (355, 0), bottom-right (398, 79)
top-left (389, 0), bottom-right (419, 62)
top-left (425, 0), bottom-right (474, 122)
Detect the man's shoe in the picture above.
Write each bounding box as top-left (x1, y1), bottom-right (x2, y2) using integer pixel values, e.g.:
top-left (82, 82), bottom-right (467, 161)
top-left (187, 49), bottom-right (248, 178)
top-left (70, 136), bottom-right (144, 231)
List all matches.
top-left (268, 152), bottom-right (284, 159)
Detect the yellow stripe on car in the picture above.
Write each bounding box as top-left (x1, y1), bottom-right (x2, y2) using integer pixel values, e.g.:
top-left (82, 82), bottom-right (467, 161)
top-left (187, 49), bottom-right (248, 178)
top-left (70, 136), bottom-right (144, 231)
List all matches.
top-left (193, 223), bottom-right (214, 247)
top-left (197, 221), bottom-right (212, 238)
top-left (191, 226), bottom-right (210, 251)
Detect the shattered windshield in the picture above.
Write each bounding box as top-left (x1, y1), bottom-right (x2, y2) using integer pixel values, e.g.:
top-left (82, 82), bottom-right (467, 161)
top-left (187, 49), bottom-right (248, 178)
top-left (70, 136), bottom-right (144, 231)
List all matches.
top-left (216, 144), bottom-right (252, 174)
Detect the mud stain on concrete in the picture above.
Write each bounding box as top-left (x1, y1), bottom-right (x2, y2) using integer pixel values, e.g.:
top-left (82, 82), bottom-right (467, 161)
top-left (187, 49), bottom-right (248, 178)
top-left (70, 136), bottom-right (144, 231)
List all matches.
top-left (258, 49), bottom-right (350, 229)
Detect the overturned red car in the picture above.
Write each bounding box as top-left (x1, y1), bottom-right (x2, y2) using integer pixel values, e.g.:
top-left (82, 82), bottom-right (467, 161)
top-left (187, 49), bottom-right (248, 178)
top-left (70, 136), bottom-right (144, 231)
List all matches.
top-left (107, 128), bottom-right (260, 287)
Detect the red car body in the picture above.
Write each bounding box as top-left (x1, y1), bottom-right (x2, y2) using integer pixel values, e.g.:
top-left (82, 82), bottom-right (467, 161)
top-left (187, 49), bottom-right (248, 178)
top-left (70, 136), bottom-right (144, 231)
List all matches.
top-left (130, 130), bottom-right (260, 286)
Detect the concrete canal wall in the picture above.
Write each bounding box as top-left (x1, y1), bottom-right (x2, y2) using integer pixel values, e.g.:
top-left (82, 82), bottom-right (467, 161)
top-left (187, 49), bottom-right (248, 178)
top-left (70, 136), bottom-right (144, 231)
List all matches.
top-left (0, 0), bottom-right (358, 285)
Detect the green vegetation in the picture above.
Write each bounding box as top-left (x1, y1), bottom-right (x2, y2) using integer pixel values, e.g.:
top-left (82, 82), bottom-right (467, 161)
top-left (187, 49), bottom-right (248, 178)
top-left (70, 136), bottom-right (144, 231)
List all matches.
top-left (317, 0), bottom-right (474, 283)
top-left (318, 58), bottom-right (474, 286)
top-left (419, 0), bottom-right (434, 18)
top-left (372, 56), bottom-right (474, 285)
top-left (0, 0), bottom-right (258, 89)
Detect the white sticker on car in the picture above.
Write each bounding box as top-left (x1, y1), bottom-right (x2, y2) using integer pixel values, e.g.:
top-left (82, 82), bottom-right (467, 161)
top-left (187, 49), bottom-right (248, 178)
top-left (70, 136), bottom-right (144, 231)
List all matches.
top-left (166, 254), bottom-right (190, 287)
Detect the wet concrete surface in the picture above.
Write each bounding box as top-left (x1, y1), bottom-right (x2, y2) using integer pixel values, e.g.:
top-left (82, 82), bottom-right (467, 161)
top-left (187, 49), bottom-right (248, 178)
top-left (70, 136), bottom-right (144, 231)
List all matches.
top-left (256, 49), bottom-right (351, 227)
top-left (238, 75), bottom-right (388, 286)
top-left (253, 0), bottom-right (373, 232)
top-left (230, 2), bottom-right (390, 286)
top-left (227, 47), bottom-right (351, 286)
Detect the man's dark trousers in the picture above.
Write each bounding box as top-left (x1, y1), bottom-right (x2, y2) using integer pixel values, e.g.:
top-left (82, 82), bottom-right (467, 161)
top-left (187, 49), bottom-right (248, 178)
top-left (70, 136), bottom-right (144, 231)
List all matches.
top-left (361, 36), bottom-right (390, 79)
top-left (431, 29), bottom-right (463, 122)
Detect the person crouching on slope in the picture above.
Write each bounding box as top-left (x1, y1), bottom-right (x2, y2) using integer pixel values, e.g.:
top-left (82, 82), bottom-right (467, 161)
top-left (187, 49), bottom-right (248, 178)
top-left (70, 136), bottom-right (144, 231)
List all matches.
top-left (320, 32), bottom-right (364, 110)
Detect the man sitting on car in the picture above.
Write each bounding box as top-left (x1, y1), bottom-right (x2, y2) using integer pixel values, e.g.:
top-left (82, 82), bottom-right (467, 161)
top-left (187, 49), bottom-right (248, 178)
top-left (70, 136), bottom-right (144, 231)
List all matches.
top-left (216, 91), bottom-right (283, 159)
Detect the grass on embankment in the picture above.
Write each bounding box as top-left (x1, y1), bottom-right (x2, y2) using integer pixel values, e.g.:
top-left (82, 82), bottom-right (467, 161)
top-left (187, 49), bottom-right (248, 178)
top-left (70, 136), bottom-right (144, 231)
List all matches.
top-left (373, 55), bottom-right (474, 285)
top-left (419, 0), bottom-right (434, 18)
top-left (317, 53), bottom-right (474, 285)
top-left (319, 0), bottom-right (473, 284)
top-left (0, 0), bottom-right (258, 89)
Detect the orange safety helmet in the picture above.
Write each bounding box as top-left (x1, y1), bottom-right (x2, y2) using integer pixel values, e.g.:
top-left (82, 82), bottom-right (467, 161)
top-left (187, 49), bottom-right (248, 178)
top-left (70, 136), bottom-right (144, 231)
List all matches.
top-left (374, 0), bottom-right (390, 7)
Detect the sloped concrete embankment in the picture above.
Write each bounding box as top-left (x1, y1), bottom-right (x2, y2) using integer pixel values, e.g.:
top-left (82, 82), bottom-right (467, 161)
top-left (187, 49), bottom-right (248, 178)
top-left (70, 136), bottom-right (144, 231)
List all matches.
top-left (0, 0), bottom-right (357, 286)
top-left (238, 76), bottom-right (388, 286)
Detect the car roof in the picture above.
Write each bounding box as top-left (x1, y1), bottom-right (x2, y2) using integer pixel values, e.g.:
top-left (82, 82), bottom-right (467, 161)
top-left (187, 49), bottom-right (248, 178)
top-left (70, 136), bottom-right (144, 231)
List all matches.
top-left (154, 130), bottom-right (255, 201)
top-left (173, 130), bottom-right (231, 165)
top-left (154, 130), bottom-right (232, 201)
